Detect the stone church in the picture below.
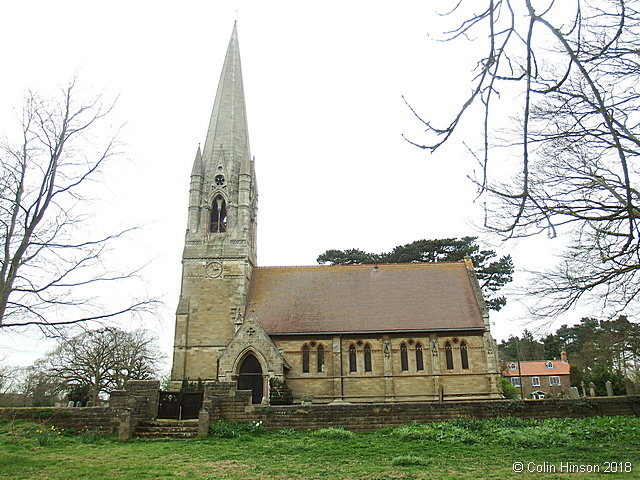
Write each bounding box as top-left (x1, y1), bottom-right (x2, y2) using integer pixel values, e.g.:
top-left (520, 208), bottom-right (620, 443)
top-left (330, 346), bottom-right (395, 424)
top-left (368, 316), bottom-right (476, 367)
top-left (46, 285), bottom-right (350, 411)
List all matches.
top-left (170, 24), bottom-right (502, 404)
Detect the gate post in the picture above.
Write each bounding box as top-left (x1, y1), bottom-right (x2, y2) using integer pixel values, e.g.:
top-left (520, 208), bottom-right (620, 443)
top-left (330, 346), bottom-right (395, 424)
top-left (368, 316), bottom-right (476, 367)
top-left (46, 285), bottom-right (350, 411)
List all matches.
top-left (198, 407), bottom-right (211, 438)
top-left (118, 409), bottom-right (133, 442)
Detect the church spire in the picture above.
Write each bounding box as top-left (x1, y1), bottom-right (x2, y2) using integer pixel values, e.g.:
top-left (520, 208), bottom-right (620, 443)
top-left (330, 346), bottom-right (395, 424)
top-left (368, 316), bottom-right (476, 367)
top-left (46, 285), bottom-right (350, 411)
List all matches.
top-left (201, 23), bottom-right (250, 172)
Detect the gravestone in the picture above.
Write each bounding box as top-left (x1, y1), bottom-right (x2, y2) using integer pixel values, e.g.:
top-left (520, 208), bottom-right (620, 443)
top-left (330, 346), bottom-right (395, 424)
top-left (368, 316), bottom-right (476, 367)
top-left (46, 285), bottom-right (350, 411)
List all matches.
top-left (569, 387), bottom-right (580, 399)
top-left (605, 381), bottom-right (614, 397)
top-left (67, 401), bottom-right (75, 407)
top-left (589, 382), bottom-right (596, 397)
top-left (625, 378), bottom-right (636, 396)
top-left (76, 401), bottom-right (83, 407)
top-left (86, 401), bottom-right (94, 407)
top-left (580, 381), bottom-right (587, 397)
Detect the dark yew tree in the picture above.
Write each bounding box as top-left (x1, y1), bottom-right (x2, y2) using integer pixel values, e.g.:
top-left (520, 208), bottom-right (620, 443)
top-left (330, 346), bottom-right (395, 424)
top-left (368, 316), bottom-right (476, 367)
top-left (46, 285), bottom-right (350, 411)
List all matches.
top-left (318, 236), bottom-right (513, 310)
top-left (405, 1), bottom-right (640, 318)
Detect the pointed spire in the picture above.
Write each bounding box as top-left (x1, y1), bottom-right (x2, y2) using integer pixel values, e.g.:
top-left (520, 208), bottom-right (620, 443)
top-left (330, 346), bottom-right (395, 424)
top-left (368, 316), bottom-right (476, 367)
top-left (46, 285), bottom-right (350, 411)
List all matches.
top-left (202, 23), bottom-right (251, 172)
top-left (191, 144), bottom-right (203, 177)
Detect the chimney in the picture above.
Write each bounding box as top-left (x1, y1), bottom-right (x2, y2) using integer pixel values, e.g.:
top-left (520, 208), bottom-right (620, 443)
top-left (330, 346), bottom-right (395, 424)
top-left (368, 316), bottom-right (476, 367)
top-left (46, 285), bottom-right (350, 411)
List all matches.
top-left (561, 351), bottom-right (568, 363)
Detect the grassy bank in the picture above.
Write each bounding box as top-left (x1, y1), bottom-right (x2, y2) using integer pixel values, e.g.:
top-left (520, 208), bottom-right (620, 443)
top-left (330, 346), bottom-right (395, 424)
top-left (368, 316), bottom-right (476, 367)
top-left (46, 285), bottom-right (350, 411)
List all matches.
top-left (1, 416), bottom-right (639, 479)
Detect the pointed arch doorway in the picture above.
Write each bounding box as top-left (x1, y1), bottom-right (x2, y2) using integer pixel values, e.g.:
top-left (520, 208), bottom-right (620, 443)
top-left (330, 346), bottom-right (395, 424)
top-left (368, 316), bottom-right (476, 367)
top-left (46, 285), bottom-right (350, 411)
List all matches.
top-left (237, 353), bottom-right (264, 404)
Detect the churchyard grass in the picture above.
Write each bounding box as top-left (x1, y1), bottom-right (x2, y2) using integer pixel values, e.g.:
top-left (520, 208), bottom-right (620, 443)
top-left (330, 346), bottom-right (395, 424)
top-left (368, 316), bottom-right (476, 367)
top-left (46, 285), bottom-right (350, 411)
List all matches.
top-left (1, 416), bottom-right (639, 479)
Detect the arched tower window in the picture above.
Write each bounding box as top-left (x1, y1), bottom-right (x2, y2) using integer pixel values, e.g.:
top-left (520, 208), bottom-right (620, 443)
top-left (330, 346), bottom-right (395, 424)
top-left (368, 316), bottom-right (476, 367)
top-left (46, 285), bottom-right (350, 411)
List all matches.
top-left (415, 342), bottom-right (424, 371)
top-left (445, 341), bottom-right (454, 370)
top-left (348, 344), bottom-right (357, 372)
top-left (302, 345), bottom-right (310, 373)
top-left (210, 195), bottom-right (227, 233)
top-left (364, 344), bottom-right (372, 372)
top-left (317, 344), bottom-right (325, 373)
top-left (400, 343), bottom-right (408, 371)
top-left (460, 341), bottom-right (469, 370)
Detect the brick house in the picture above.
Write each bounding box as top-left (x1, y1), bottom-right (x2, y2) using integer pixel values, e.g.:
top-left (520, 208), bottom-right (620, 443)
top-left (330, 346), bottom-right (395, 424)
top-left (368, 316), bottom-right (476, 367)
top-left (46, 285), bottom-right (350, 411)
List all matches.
top-left (502, 353), bottom-right (571, 398)
top-left (170, 24), bottom-right (503, 404)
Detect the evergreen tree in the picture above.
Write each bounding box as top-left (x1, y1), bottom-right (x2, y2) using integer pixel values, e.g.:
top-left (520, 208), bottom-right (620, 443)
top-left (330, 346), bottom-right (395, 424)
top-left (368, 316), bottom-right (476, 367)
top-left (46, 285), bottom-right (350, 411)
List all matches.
top-left (318, 237), bottom-right (513, 311)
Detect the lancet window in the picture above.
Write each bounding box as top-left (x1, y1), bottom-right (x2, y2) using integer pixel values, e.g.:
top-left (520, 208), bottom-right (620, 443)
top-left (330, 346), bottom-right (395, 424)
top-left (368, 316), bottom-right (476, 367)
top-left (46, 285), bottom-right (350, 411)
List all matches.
top-left (302, 345), bottom-right (310, 373)
top-left (415, 342), bottom-right (424, 371)
top-left (364, 344), bottom-right (372, 372)
top-left (317, 344), bottom-right (325, 373)
top-left (349, 344), bottom-right (357, 372)
top-left (460, 341), bottom-right (469, 370)
top-left (445, 341), bottom-right (454, 370)
top-left (400, 343), bottom-right (408, 371)
top-left (210, 195), bottom-right (227, 233)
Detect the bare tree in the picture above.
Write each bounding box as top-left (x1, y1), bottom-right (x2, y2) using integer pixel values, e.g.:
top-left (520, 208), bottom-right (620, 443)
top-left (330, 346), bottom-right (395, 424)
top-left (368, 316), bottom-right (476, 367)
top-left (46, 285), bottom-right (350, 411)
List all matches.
top-left (20, 361), bottom-right (64, 406)
top-left (0, 360), bottom-right (20, 395)
top-left (405, 1), bottom-right (640, 317)
top-left (42, 327), bottom-right (163, 404)
top-left (0, 78), bottom-right (156, 332)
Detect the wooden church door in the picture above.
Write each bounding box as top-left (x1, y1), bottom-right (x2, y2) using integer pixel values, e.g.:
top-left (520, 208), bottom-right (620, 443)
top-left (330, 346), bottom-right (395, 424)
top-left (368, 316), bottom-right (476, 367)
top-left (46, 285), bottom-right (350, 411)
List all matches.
top-left (237, 354), bottom-right (263, 404)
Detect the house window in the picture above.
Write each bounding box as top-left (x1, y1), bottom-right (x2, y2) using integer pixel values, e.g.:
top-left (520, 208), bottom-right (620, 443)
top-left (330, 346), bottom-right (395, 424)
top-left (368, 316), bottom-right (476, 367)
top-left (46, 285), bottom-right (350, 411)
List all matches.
top-left (508, 363), bottom-right (517, 371)
top-left (415, 342), bottom-right (424, 371)
top-left (302, 345), bottom-right (310, 373)
top-left (317, 344), bottom-right (324, 373)
top-left (545, 361), bottom-right (554, 369)
top-left (460, 341), bottom-right (469, 370)
top-left (511, 377), bottom-right (521, 387)
top-left (445, 341), bottom-right (454, 370)
top-left (349, 344), bottom-right (357, 372)
top-left (532, 376), bottom-right (540, 387)
top-left (210, 195), bottom-right (227, 233)
top-left (363, 344), bottom-right (372, 372)
top-left (400, 343), bottom-right (408, 371)
top-left (549, 376), bottom-right (561, 386)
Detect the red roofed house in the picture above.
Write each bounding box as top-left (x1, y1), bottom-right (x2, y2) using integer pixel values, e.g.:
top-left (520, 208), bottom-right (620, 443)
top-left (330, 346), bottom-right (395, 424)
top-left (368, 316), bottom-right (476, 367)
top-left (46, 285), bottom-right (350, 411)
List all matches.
top-left (502, 353), bottom-right (571, 399)
top-left (170, 25), bottom-right (502, 404)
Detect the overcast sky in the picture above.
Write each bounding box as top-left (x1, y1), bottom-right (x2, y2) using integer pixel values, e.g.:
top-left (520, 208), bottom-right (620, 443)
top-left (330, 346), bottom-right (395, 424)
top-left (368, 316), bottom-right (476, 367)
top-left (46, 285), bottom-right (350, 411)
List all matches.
top-left (0, 1), bottom-right (588, 369)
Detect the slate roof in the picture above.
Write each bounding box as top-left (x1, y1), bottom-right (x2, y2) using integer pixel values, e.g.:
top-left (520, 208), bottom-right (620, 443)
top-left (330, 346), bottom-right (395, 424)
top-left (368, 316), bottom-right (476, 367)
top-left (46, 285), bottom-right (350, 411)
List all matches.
top-left (503, 360), bottom-right (571, 377)
top-left (246, 262), bottom-right (486, 335)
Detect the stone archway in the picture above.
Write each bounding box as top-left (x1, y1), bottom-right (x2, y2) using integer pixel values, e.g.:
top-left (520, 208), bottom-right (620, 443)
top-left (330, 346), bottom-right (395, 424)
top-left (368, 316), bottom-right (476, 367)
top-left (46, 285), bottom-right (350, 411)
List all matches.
top-left (237, 353), bottom-right (264, 404)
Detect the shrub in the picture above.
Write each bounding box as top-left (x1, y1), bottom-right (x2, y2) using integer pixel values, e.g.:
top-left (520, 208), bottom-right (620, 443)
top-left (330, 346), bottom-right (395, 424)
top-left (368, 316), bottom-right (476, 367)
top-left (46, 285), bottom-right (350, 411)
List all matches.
top-left (449, 418), bottom-right (487, 431)
top-left (209, 420), bottom-right (265, 438)
top-left (180, 377), bottom-right (204, 392)
top-left (269, 378), bottom-right (293, 405)
top-left (78, 427), bottom-right (102, 443)
top-left (500, 377), bottom-right (520, 399)
top-left (312, 427), bottom-right (354, 439)
top-left (34, 425), bottom-right (63, 446)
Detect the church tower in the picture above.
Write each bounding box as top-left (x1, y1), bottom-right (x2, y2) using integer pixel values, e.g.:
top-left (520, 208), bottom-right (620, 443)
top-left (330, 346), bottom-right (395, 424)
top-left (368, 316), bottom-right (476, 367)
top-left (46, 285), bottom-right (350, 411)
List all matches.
top-left (171, 23), bottom-right (257, 381)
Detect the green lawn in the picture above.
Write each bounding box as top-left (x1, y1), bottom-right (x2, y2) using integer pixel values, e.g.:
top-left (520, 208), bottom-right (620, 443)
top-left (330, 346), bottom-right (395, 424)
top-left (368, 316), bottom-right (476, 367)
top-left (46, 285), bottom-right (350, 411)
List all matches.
top-left (1, 416), bottom-right (639, 479)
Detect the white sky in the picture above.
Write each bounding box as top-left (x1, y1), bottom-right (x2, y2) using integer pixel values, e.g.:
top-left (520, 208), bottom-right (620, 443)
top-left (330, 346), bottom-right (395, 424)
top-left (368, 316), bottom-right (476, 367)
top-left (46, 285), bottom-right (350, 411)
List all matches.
top-left (0, 1), bottom-right (592, 369)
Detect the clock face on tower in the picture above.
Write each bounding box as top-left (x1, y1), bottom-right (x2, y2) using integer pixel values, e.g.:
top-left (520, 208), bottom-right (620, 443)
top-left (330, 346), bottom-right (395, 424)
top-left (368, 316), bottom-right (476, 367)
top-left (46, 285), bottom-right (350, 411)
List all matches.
top-left (205, 261), bottom-right (223, 278)
top-left (214, 175), bottom-right (225, 186)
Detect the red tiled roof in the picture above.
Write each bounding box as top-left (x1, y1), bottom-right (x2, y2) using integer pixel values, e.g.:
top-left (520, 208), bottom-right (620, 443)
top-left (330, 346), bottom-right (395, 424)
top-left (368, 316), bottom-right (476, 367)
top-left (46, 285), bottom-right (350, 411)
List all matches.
top-left (503, 360), bottom-right (571, 376)
top-left (247, 262), bottom-right (486, 335)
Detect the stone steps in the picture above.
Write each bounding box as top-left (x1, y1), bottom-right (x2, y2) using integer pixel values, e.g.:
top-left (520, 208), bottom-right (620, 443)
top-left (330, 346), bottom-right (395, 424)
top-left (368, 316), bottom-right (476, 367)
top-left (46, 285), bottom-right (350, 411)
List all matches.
top-left (134, 420), bottom-right (199, 439)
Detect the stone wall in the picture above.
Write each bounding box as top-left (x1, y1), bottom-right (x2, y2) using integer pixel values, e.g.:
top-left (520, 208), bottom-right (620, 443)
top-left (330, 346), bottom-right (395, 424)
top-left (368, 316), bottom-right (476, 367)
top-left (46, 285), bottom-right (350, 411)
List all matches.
top-left (205, 382), bottom-right (255, 422)
top-left (0, 407), bottom-right (117, 433)
top-left (245, 396), bottom-right (640, 432)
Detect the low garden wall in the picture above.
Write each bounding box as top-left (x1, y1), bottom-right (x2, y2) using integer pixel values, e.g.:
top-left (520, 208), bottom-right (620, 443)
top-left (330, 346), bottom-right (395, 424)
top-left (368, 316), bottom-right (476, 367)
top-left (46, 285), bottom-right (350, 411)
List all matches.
top-left (0, 407), bottom-right (118, 433)
top-left (250, 396), bottom-right (640, 431)
top-left (2, 391), bottom-right (638, 436)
